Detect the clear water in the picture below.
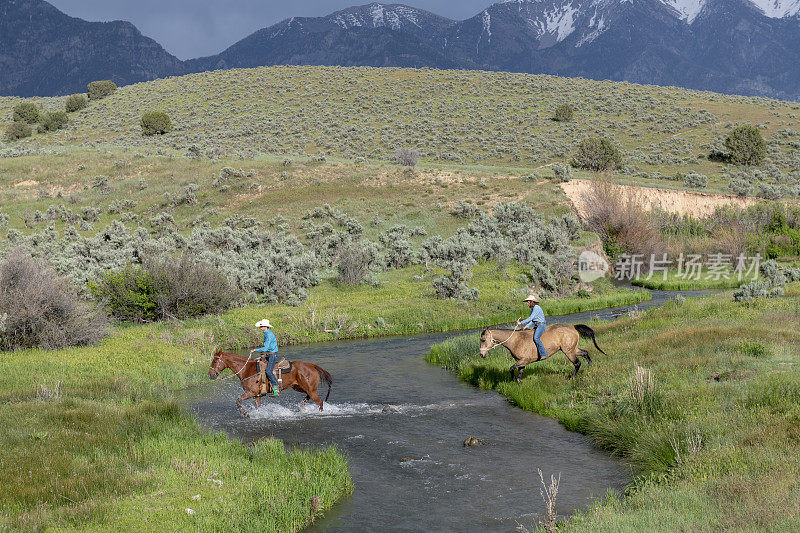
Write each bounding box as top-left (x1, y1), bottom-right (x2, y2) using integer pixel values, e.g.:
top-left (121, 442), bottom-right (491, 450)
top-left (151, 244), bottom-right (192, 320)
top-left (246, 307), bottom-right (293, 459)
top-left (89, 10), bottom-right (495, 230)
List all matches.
top-left (186, 289), bottom-right (706, 532)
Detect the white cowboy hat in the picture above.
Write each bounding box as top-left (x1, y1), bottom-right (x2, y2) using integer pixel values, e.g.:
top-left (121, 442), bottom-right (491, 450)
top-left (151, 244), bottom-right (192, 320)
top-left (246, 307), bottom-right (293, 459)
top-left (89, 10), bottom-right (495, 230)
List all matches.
top-left (523, 293), bottom-right (540, 303)
top-left (255, 319), bottom-right (272, 328)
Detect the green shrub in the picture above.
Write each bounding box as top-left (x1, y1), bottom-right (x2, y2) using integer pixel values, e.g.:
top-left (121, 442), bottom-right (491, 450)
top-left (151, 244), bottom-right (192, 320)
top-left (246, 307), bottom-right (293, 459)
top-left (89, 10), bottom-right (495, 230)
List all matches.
top-left (38, 111), bottom-right (69, 133)
top-left (683, 171), bottom-right (707, 189)
top-left (725, 125), bottom-right (766, 166)
top-left (65, 94), bottom-right (88, 113)
top-left (87, 80), bottom-right (117, 100)
top-left (4, 121), bottom-right (32, 142)
top-left (12, 102), bottom-right (40, 124)
top-left (90, 256), bottom-right (238, 322)
top-left (552, 104), bottom-right (574, 122)
top-left (0, 250), bottom-right (109, 350)
top-left (89, 266), bottom-right (160, 322)
top-left (571, 137), bottom-right (622, 171)
top-left (141, 111), bottom-right (172, 136)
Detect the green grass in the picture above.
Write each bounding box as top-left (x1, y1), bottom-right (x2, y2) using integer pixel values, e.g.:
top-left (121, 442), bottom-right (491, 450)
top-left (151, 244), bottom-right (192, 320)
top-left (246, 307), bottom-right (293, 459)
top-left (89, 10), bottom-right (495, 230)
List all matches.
top-left (4, 66), bottom-right (800, 188)
top-left (630, 268), bottom-right (751, 290)
top-left (0, 322), bottom-right (352, 532)
top-left (428, 284), bottom-right (800, 531)
top-left (214, 263), bottom-right (652, 347)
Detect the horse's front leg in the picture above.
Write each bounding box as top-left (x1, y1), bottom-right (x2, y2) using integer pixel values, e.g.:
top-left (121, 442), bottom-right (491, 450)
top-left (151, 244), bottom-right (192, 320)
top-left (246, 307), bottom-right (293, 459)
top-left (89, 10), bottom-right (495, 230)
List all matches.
top-left (236, 391), bottom-right (256, 417)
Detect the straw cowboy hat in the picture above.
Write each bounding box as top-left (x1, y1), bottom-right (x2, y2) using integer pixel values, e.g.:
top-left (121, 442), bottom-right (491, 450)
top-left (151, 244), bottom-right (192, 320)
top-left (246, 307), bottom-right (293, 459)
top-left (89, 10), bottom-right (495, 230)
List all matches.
top-left (254, 319), bottom-right (273, 328)
top-left (523, 293), bottom-right (540, 303)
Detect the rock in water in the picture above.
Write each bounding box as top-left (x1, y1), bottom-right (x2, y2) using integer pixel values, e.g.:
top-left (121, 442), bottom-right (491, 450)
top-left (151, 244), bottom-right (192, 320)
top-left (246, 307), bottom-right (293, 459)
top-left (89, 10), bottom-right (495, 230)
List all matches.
top-left (463, 437), bottom-right (486, 447)
top-left (382, 405), bottom-right (400, 413)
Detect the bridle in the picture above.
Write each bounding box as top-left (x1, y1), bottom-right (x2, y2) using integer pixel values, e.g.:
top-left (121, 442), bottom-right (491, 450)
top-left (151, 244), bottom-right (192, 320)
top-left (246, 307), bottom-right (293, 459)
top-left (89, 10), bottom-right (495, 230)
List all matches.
top-left (483, 317), bottom-right (522, 352)
top-left (211, 352), bottom-right (259, 382)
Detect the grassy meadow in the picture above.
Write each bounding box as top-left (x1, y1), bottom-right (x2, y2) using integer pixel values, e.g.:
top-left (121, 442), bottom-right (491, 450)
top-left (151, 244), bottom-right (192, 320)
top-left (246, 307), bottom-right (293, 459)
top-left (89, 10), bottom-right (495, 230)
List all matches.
top-left (428, 284), bottom-right (800, 531)
top-left (0, 321), bottom-right (353, 532)
top-left (2, 65), bottom-right (800, 531)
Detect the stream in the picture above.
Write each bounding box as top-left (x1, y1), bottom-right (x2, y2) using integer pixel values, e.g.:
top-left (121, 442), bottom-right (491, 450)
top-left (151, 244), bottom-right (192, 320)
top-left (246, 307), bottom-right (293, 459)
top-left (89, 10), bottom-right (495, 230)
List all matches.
top-left (186, 289), bottom-right (707, 532)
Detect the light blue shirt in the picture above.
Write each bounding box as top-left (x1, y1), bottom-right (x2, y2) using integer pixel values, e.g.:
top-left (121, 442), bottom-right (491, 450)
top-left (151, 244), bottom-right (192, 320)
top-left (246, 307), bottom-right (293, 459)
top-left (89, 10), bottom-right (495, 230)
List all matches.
top-left (254, 329), bottom-right (278, 353)
top-left (520, 305), bottom-right (546, 328)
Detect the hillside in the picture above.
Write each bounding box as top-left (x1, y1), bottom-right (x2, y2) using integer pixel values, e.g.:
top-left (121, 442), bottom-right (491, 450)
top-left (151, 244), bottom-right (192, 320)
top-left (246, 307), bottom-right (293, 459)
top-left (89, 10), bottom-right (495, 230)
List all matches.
top-left (4, 1), bottom-right (800, 99)
top-left (2, 66), bottom-right (800, 194)
top-left (0, 0), bottom-right (185, 97)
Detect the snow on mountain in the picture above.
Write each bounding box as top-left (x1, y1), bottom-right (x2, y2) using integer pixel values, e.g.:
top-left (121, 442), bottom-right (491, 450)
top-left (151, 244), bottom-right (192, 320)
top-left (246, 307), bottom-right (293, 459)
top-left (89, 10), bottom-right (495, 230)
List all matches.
top-left (659, 0), bottom-right (706, 22)
top-left (748, 0), bottom-right (800, 17)
top-left (332, 3), bottom-right (426, 30)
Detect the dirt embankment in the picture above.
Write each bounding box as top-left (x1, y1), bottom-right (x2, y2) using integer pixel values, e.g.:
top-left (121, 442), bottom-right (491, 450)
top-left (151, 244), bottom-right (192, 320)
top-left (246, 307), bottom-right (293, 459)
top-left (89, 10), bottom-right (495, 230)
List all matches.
top-left (560, 179), bottom-right (760, 218)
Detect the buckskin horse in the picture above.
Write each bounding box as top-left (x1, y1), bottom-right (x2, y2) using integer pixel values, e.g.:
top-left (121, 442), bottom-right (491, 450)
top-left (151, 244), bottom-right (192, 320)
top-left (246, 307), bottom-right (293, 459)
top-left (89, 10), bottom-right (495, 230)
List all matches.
top-left (208, 350), bottom-right (333, 416)
top-left (479, 324), bottom-right (607, 380)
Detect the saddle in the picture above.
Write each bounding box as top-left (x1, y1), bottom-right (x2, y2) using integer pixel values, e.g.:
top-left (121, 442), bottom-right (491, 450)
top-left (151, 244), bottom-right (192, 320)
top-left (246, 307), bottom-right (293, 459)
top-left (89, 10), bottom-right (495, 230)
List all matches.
top-left (258, 357), bottom-right (292, 396)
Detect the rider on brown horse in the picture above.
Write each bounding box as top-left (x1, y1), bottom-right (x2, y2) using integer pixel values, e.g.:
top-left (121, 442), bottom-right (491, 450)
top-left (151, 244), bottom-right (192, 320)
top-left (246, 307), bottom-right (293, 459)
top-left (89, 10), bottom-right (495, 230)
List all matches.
top-left (250, 319), bottom-right (280, 397)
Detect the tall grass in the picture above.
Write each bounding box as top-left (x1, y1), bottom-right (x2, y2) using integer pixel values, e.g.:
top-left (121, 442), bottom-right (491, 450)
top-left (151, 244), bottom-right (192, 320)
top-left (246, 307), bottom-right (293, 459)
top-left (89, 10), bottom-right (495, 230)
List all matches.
top-left (0, 321), bottom-right (352, 531)
top-left (428, 284), bottom-right (800, 530)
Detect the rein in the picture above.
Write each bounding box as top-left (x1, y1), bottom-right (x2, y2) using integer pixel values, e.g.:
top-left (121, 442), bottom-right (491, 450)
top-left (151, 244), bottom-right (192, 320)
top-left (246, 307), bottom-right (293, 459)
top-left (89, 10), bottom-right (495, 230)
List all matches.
top-left (214, 355), bottom-right (259, 383)
top-left (488, 317), bottom-right (523, 348)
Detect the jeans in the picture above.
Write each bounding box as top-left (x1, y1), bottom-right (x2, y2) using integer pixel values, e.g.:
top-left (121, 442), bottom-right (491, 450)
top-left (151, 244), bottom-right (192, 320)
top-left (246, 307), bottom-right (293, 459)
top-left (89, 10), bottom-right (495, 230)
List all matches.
top-left (260, 352), bottom-right (280, 389)
top-left (533, 323), bottom-right (547, 360)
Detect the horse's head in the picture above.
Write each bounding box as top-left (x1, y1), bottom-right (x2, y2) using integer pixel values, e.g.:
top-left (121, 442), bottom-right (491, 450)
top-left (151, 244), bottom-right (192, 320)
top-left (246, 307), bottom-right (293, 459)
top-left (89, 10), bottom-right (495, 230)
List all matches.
top-left (209, 349), bottom-right (226, 380)
top-left (479, 329), bottom-right (494, 358)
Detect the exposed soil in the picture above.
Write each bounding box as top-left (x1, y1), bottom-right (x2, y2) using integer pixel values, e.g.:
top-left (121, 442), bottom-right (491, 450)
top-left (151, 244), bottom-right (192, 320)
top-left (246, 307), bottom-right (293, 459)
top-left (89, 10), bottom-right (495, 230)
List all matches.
top-left (560, 179), bottom-right (760, 218)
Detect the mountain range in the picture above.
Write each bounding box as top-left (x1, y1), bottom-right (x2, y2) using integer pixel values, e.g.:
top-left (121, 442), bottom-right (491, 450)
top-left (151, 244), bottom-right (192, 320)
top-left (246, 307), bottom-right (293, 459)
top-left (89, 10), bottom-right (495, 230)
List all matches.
top-left (2, 0), bottom-right (800, 99)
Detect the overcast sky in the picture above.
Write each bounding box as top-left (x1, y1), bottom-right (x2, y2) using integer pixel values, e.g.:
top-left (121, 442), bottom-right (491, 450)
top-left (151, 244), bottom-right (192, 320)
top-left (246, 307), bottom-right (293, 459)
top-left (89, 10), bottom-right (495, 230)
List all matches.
top-left (48, 1), bottom-right (493, 60)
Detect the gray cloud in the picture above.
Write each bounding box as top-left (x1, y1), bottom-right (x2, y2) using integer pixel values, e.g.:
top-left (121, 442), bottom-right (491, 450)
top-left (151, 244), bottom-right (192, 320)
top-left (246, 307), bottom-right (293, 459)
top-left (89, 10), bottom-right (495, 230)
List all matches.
top-left (47, 1), bottom-right (493, 60)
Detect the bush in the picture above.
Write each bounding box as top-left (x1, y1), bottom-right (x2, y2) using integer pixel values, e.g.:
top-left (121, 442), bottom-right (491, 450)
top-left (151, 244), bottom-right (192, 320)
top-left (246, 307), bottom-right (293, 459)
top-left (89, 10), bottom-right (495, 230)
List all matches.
top-left (683, 171), bottom-right (707, 189)
top-left (728, 178), bottom-right (752, 197)
top-left (734, 280), bottom-right (782, 302)
top-left (141, 111), bottom-right (172, 136)
top-left (451, 201), bottom-right (479, 218)
top-left (552, 104), bottom-right (574, 122)
top-left (90, 255), bottom-right (238, 322)
top-left (394, 147), bottom-right (419, 168)
top-left (552, 163), bottom-right (571, 182)
top-left (65, 94), bottom-right (88, 113)
top-left (571, 137), bottom-right (622, 171)
top-left (725, 125), bottom-right (766, 166)
top-left (38, 111), bottom-right (69, 133)
top-left (337, 241), bottom-right (378, 285)
top-left (12, 103), bottom-right (40, 124)
top-left (4, 121), bottom-right (32, 142)
top-left (87, 80), bottom-right (117, 100)
top-left (0, 250), bottom-right (109, 350)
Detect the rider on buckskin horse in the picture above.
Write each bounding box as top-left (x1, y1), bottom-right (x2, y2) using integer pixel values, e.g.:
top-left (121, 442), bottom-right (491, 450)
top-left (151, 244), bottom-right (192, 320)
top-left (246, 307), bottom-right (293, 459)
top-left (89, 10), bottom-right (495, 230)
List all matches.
top-left (516, 293), bottom-right (548, 360)
top-left (250, 319), bottom-right (280, 397)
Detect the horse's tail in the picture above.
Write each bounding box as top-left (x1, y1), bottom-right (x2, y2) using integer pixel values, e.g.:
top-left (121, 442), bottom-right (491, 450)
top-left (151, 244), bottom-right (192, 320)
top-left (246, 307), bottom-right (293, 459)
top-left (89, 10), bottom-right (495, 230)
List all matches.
top-left (312, 364), bottom-right (333, 402)
top-left (574, 324), bottom-right (608, 356)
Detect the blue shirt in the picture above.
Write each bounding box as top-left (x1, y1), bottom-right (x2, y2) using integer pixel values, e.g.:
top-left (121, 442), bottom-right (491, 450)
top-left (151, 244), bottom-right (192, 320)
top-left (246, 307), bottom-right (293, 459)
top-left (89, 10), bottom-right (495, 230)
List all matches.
top-left (520, 305), bottom-right (546, 328)
top-left (254, 329), bottom-right (278, 353)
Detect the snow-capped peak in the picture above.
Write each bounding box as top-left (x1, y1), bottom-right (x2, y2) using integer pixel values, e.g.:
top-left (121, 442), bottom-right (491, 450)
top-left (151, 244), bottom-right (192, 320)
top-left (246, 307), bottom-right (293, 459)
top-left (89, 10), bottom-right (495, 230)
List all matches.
top-left (659, 0), bottom-right (706, 22)
top-left (748, 0), bottom-right (800, 17)
top-left (331, 3), bottom-right (424, 31)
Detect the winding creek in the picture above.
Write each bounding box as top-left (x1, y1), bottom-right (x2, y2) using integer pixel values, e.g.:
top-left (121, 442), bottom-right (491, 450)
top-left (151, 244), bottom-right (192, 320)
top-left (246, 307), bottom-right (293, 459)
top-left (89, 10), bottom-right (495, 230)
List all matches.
top-left (185, 289), bottom-right (708, 532)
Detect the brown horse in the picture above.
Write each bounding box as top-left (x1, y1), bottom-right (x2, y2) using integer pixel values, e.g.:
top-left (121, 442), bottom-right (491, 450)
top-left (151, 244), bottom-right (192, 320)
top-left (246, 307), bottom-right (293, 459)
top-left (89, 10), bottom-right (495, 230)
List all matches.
top-left (208, 350), bottom-right (333, 416)
top-left (479, 324), bottom-right (606, 380)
